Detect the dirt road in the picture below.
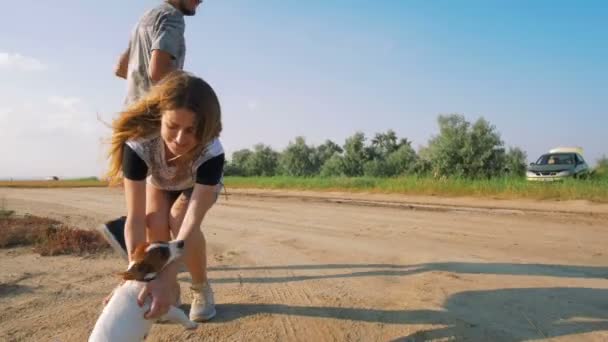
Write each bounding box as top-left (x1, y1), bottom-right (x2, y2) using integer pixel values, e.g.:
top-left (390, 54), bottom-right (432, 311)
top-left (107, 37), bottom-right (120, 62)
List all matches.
top-left (1, 187), bottom-right (607, 341)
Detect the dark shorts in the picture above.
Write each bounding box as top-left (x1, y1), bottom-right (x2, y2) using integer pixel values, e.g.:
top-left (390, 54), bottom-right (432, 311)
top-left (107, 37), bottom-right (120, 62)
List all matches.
top-left (165, 183), bottom-right (223, 205)
top-left (166, 187), bottom-right (193, 204)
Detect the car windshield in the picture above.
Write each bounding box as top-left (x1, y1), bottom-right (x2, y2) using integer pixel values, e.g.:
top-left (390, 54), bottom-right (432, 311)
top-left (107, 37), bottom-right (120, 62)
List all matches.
top-left (535, 153), bottom-right (575, 165)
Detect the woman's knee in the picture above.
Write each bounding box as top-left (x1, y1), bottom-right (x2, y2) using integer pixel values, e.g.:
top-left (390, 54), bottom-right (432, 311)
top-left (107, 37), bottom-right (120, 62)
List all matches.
top-left (146, 212), bottom-right (170, 240)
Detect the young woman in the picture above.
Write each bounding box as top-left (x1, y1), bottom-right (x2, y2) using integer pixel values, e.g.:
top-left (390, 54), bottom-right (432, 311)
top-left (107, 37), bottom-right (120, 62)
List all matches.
top-left (103, 70), bottom-right (224, 322)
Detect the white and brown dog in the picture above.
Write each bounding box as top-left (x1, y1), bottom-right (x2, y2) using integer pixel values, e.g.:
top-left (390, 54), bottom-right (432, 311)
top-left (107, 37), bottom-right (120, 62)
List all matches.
top-left (89, 240), bottom-right (197, 342)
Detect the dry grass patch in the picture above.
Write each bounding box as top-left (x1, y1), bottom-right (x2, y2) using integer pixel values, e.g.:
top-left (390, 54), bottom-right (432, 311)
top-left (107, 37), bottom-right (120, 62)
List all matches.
top-left (0, 212), bottom-right (110, 256)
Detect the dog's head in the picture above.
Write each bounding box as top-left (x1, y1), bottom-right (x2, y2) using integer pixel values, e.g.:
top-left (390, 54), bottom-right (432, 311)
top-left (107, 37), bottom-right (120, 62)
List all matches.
top-left (120, 240), bottom-right (185, 281)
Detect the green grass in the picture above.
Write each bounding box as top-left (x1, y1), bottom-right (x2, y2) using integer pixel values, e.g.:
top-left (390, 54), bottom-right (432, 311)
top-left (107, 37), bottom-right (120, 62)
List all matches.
top-left (2, 175), bottom-right (607, 202)
top-left (0, 179), bottom-right (107, 188)
top-left (224, 175), bottom-right (608, 202)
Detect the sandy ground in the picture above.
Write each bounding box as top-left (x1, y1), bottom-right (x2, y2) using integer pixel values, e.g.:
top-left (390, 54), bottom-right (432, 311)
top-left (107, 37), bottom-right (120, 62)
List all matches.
top-left (0, 187), bottom-right (607, 342)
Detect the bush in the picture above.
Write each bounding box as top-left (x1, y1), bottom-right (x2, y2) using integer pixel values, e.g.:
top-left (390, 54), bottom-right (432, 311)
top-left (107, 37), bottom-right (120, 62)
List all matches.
top-left (0, 214), bottom-right (110, 256)
top-left (247, 144), bottom-right (280, 176)
top-left (320, 153), bottom-right (346, 177)
top-left (279, 137), bottom-right (320, 176)
top-left (593, 156), bottom-right (608, 179)
top-left (425, 114), bottom-right (509, 178)
top-left (342, 132), bottom-right (367, 176)
top-left (504, 147), bottom-right (528, 177)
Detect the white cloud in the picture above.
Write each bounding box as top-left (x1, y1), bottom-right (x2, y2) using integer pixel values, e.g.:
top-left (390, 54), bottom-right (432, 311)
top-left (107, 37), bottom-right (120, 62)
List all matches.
top-left (0, 97), bottom-right (108, 178)
top-left (3, 96), bottom-right (98, 137)
top-left (48, 96), bottom-right (82, 111)
top-left (46, 96), bottom-right (98, 134)
top-left (0, 52), bottom-right (47, 71)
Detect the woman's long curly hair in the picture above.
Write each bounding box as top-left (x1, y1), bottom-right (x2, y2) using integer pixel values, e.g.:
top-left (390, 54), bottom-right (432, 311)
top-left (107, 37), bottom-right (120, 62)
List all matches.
top-left (106, 71), bottom-right (222, 185)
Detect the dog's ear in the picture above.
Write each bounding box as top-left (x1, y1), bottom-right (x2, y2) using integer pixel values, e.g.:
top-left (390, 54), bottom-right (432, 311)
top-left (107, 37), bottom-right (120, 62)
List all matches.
top-left (130, 243), bottom-right (150, 262)
top-left (119, 262), bottom-right (154, 281)
top-left (118, 269), bottom-right (136, 281)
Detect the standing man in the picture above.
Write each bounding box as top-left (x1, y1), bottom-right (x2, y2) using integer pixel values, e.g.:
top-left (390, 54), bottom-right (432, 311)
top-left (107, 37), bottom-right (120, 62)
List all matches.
top-left (100, 0), bottom-right (219, 323)
top-left (115, 0), bottom-right (202, 105)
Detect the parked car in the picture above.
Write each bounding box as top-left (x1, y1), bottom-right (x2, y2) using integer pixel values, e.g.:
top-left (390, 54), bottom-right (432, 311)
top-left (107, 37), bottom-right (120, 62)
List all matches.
top-left (526, 147), bottom-right (590, 181)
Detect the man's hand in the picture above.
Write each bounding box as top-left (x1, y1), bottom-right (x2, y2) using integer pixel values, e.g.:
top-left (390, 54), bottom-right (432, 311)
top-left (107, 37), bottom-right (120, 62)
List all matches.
top-left (137, 260), bottom-right (179, 319)
top-left (114, 49), bottom-right (129, 79)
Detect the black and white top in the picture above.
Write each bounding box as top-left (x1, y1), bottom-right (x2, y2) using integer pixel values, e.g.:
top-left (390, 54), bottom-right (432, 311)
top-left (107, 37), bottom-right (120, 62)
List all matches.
top-left (123, 134), bottom-right (224, 191)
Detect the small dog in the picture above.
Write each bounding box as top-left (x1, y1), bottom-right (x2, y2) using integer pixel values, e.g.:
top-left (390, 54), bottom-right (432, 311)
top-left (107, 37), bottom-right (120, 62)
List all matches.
top-left (89, 240), bottom-right (197, 342)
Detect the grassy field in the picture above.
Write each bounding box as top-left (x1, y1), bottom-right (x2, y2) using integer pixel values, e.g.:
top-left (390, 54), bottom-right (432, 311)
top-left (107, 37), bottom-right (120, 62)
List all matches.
top-left (224, 176), bottom-right (608, 202)
top-left (1, 176), bottom-right (607, 202)
top-left (0, 178), bottom-right (108, 188)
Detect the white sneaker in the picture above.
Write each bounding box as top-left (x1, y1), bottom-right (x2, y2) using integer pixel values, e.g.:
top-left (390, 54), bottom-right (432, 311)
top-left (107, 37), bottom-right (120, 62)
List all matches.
top-left (189, 281), bottom-right (216, 322)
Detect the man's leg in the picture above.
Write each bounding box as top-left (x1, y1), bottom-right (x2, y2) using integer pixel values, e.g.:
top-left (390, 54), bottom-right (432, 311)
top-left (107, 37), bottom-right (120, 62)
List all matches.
top-left (98, 216), bottom-right (128, 260)
top-left (97, 184), bottom-right (173, 260)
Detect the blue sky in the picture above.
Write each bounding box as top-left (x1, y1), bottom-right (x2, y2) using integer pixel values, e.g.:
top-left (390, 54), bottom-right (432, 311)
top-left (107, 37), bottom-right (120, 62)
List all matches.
top-left (0, 0), bottom-right (606, 178)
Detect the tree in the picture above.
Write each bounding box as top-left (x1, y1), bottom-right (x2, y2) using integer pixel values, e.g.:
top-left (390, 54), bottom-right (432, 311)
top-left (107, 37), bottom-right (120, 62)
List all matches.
top-left (315, 139), bottom-right (343, 167)
top-left (228, 148), bottom-right (254, 176)
top-left (320, 153), bottom-right (345, 177)
top-left (362, 159), bottom-right (389, 177)
top-left (363, 140), bottom-right (418, 177)
top-left (504, 147), bottom-right (528, 177)
top-left (369, 130), bottom-right (399, 158)
top-left (467, 118), bottom-right (505, 177)
top-left (279, 137), bottom-right (319, 176)
top-left (342, 132), bottom-right (367, 176)
top-left (426, 114), bottom-right (506, 178)
top-left (386, 142), bottom-right (418, 175)
top-left (247, 144), bottom-right (279, 176)
top-left (223, 161), bottom-right (241, 176)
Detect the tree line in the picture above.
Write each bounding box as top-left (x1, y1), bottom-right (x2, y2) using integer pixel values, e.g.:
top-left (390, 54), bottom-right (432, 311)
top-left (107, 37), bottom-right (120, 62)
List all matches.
top-left (224, 114), bottom-right (530, 179)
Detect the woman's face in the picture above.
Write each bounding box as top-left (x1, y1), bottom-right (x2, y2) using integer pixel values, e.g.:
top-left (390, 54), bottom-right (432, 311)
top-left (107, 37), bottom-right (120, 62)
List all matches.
top-left (161, 108), bottom-right (197, 157)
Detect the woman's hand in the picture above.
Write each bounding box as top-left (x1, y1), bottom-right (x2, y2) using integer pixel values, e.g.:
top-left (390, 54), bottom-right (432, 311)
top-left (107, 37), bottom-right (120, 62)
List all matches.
top-left (137, 261), bottom-right (179, 319)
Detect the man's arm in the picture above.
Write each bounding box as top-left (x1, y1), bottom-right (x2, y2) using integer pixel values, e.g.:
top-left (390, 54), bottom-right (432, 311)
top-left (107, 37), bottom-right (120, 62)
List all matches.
top-left (149, 13), bottom-right (184, 84)
top-left (149, 49), bottom-right (175, 84)
top-left (114, 48), bottom-right (129, 79)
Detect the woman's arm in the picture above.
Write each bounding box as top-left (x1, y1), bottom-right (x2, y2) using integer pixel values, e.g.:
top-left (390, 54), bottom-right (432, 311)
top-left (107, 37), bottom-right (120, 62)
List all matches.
top-left (121, 144), bottom-right (149, 261)
top-left (175, 153), bottom-right (224, 242)
top-left (123, 178), bottom-right (147, 261)
top-left (174, 184), bottom-right (218, 242)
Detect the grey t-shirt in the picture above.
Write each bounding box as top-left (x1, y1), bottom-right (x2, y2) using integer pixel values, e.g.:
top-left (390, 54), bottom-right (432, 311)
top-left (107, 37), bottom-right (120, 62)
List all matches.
top-left (124, 2), bottom-right (186, 106)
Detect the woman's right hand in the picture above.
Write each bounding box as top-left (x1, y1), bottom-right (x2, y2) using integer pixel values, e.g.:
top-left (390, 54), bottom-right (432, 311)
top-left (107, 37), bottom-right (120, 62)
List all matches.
top-left (137, 262), bottom-right (179, 319)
